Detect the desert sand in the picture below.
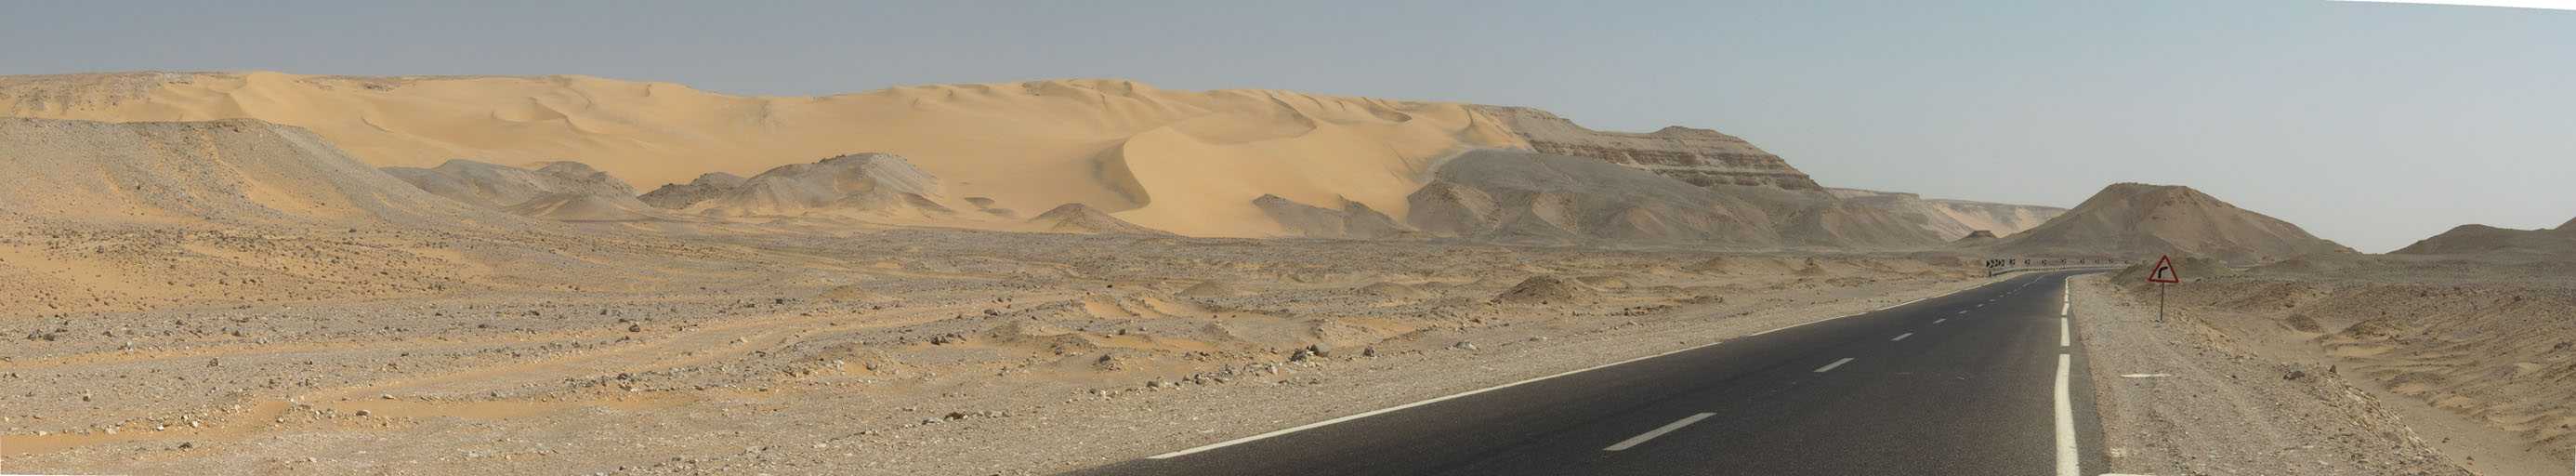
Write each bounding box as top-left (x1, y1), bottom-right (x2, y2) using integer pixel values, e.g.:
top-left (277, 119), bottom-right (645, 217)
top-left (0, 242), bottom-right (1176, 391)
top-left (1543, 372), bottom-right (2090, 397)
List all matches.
top-left (0, 156), bottom-right (1999, 474)
top-left (0, 106), bottom-right (2014, 474)
top-left (5, 71), bottom-right (2561, 475)
top-left (0, 73), bottom-right (1519, 237)
top-left (0, 72), bottom-right (2057, 243)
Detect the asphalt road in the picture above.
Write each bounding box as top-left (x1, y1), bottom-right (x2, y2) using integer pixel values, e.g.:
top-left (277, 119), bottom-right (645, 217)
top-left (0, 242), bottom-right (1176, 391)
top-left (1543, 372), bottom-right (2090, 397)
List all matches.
top-left (1074, 271), bottom-right (2109, 476)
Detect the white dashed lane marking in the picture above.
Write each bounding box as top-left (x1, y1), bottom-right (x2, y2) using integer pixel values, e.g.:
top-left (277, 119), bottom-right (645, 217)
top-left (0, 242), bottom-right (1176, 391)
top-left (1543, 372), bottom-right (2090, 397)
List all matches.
top-left (1602, 413), bottom-right (1715, 451)
top-left (1813, 358), bottom-right (1856, 373)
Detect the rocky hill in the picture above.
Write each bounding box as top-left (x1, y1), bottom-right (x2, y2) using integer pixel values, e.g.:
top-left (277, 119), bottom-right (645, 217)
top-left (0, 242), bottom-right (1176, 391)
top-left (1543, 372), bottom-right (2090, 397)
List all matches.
top-left (2388, 217), bottom-right (2575, 258)
top-left (1473, 106), bottom-right (1820, 191)
top-left (384, 160), bottom-right (665, 221)
top-left (1989, 182), bottom-right (2350, 264)
top-left (0, 117), bottom-right (527, 231)
top-left (644, 153), bottom-right (966, 220)
top-left (1405, 150), bottom-right (1954, 249)
top-left (1027, 204), bottom-right (1173, 236)
top-left (637, 172), bottom-right (746, 210)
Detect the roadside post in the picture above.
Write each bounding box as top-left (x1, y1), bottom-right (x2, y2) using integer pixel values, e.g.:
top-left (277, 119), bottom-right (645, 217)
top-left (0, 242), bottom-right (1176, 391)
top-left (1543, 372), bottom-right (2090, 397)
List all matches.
top-left (2146, 255), bottom-right (2181, 322)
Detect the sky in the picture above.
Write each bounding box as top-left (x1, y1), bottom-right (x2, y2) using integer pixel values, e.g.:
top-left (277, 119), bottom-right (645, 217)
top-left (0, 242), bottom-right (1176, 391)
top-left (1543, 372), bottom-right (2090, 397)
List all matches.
top-left (4, 1), bottom-right (2570, 252)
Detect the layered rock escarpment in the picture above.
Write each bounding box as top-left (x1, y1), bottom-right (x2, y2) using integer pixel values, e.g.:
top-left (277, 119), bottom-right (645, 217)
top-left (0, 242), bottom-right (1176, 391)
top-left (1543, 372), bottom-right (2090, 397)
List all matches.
top-left (1475, 106), bottom-right (1821, 191)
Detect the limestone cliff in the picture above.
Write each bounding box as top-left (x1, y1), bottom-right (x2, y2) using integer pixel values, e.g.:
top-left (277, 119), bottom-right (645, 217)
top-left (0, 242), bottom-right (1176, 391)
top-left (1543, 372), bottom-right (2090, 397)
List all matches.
top-left (1473, 106), bottom-right (1821, 191)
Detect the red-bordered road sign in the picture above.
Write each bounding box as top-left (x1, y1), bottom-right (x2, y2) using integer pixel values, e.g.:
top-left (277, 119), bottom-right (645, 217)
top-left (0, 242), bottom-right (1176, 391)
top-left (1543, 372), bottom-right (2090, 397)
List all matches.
top-left (2147, 255), bottom-right (2181, 284)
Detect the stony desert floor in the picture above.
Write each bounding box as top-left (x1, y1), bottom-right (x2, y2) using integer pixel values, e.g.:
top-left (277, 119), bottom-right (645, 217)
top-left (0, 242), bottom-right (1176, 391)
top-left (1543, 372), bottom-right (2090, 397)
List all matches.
top-left (0, 224), bottom-right (1995, 475)
top-left (2079, 258), bottom-right (2575, 476)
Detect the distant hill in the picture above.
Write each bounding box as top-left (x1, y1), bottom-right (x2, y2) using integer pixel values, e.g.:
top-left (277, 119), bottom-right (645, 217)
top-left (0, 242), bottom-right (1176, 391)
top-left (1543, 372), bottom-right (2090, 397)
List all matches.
top-left (384, 160), bottom-right (665, 221)
top-left (1826, 189), bottom-right (2065, 240)
top-left (2388, 216), bottom-right (2575, 258)
top-left (1989, 182), bottom-right (2350, 264)
top-left (1404, 150), bottom-right (1952, 249)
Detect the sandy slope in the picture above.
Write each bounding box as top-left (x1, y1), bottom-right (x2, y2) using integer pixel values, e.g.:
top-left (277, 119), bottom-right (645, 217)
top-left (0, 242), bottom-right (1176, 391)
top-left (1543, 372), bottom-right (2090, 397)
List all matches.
top-left (0, 73), bottom-right (1524, 237)
top-left (1827, 188), bottom-right (2066, 240)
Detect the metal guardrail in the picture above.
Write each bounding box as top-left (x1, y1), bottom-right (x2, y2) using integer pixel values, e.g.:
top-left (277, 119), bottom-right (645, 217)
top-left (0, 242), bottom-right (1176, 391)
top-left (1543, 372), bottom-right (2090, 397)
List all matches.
top-left (1981, 258), bottom-right (2135, 277)
top-left (1984, 264), bottom-right (2125, 277)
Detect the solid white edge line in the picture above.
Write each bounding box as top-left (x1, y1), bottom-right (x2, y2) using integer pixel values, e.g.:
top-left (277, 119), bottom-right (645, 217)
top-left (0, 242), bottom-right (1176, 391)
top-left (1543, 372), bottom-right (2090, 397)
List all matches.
top-left (1875, 296), bottom-right (1929, 311)
top-left (2059, 318), bottom-right (2070, 347)
top-left (1813, 357), bottom-right (1856, 373)
top-left (2062, 277), bottom-right (2072, 316)
top-left (2055, 353), bottom-right (2078, 476)
top-left (1146, 279), bottom-right (2003, 459)
top-left (1146, 337), bottom-right (1707, 458)
top-left (1602, 412), bottom-right (1716, 451)
top-left (1890, 332), bottom-right (1912, 342)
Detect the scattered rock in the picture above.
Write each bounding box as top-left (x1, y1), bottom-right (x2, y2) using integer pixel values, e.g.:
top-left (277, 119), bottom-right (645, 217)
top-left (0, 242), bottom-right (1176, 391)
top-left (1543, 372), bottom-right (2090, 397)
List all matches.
top-left (1495, 275), bottom-right (1600, 305)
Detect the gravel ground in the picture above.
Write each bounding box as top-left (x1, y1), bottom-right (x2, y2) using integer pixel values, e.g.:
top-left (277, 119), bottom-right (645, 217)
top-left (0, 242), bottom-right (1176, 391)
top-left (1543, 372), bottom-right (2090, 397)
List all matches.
top-left (0, 224), bottom-right (2000, 475)
top-left (2070, 274), bottom-right (2478, 475)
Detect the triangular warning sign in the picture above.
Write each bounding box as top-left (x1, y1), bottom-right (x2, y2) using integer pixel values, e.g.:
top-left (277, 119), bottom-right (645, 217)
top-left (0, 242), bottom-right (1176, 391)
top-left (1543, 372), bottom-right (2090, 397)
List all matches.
top-left (2147, 255), bottom-right (2181, 284)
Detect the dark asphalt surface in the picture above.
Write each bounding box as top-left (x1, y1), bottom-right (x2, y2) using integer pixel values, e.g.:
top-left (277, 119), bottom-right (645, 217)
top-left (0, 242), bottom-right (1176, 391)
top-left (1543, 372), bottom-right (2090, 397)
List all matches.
top-left (1071, 271), bottom-right (2109, 476)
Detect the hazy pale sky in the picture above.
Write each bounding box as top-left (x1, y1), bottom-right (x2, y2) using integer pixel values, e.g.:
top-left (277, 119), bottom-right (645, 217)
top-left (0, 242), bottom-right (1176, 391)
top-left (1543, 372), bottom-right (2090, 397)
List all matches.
top-left (5, 1), bottom-right (2570, 252)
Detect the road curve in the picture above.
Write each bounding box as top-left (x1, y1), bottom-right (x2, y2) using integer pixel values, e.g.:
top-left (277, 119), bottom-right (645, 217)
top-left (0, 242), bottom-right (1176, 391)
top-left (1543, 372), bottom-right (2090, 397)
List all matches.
top-left (1072, 271), bottom-right (2109, 476)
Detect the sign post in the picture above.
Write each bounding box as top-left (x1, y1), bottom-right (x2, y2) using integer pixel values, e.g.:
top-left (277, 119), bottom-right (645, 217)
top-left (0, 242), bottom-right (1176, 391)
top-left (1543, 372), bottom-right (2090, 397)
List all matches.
top-left (2146, 255), bottom-right (2181, 323)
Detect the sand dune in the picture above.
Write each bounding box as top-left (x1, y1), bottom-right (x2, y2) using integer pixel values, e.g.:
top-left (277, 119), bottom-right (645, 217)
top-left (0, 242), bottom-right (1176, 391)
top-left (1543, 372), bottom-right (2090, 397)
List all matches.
top-left (0, 72), bottom-right (2090, 250)
top-left (0, 73), bottom-right (1528, 236)
top-left (1, 72), bottom-right (2033, 241)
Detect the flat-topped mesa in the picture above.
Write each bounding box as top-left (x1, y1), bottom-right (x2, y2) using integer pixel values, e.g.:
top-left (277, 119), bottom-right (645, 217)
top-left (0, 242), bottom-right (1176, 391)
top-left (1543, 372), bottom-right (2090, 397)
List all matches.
top-left (1473, 106), bottom-right (1822, 191)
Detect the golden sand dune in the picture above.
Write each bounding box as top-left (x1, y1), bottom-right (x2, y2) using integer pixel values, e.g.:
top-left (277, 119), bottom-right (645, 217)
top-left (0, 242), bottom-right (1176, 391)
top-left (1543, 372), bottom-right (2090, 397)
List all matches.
top-left (0, 72), bottom-right (1523, 236)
